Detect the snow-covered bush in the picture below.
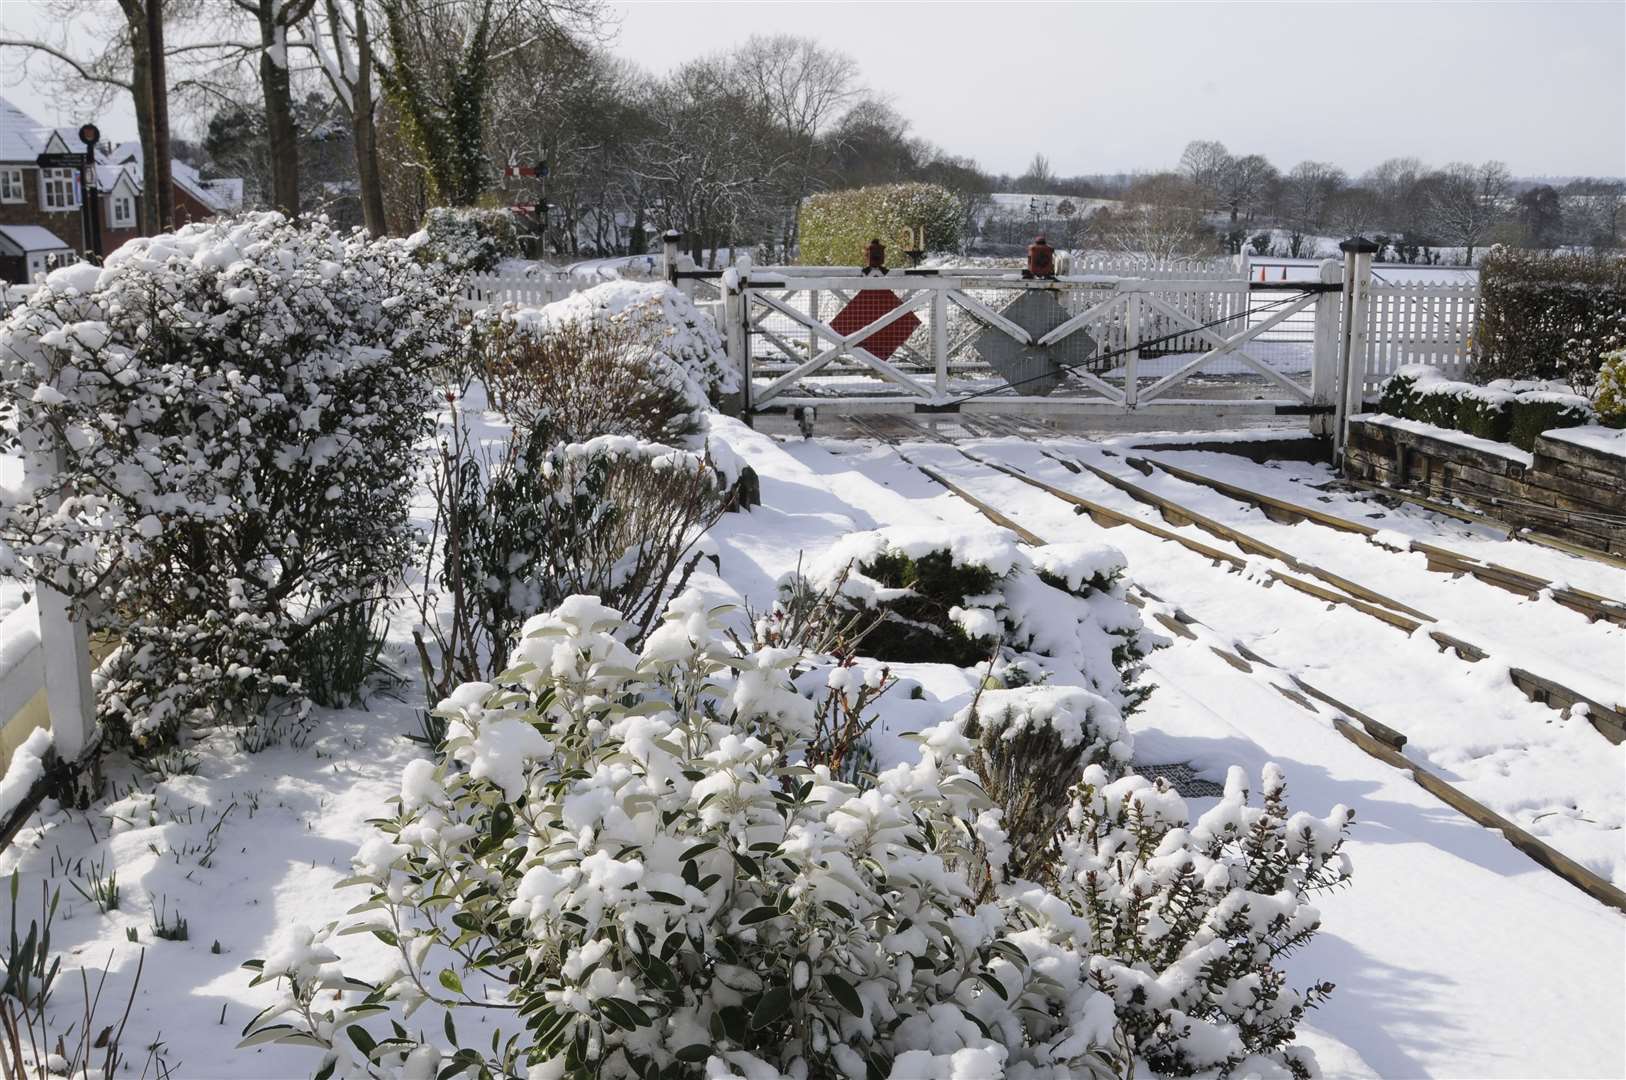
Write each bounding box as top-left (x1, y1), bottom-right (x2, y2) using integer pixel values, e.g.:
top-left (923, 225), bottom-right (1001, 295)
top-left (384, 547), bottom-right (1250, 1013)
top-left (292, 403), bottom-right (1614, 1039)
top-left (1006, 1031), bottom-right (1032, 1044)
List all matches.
top-left (246, 590), bottom-right (1349, 1079)
top-left (471, 283), bottom-right (735, 444)
top-left (1595, 348), bottom-right (1626, 427)
top-left (498, 281), bottom-right (738, 407)
top-left (0, 212), bottom-right (459, 741)
top-left (243, 591), bottom-right (1124, 1078)
top-left (796, 526), bottom-right (1148, 710)
top-left (1051, 765), bottom-right (1353, 1077)
top-left (419, 206), bottom-right (521, 273)
top-left (1477, 247), bottom-right (1626, 390)
top-left (1377, 365), bottom-right (1594, 449)
top-left (415, 413), bottom-right (733, 700)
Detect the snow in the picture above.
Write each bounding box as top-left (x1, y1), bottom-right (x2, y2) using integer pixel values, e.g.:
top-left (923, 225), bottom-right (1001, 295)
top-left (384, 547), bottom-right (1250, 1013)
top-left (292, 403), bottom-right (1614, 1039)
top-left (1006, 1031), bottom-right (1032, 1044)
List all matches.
top-left (1357, 412), bottom-right (1536, 467)
top-left (0, 727), bottom-right (50, 820)
top-left (0, 382), bottom-right (1621, 1077)
top-left (1542, 423), bottom-right (1626, 458)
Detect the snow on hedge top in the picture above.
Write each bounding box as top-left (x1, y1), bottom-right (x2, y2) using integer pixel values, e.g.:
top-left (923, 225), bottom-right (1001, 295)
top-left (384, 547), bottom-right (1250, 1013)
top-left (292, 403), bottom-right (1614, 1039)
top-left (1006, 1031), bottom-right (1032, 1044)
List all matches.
top-left (505, 280), bottom-right (739, 402)
top-left (1542, 423), bottom-right (1626, 458)
top-left (808, 525), bottom-right (1024, 589)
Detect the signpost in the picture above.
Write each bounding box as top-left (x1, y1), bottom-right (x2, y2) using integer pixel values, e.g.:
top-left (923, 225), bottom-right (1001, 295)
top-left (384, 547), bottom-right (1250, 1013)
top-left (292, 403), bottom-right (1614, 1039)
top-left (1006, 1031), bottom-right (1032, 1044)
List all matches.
top-left (35, 119), bottom-right (103, 261)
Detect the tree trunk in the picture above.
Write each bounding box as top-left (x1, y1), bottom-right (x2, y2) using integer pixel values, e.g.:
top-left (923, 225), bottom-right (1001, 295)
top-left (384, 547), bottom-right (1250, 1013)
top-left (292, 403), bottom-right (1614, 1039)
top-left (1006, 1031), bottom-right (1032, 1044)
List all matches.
top-left (258, 4), bottom-right (301, 218)
top-left (144, 0), bottom-right (174, 229)
top-left (350, 1), bottom-right (387, 235)
top-left (124, 6), bottom-right (160, 235)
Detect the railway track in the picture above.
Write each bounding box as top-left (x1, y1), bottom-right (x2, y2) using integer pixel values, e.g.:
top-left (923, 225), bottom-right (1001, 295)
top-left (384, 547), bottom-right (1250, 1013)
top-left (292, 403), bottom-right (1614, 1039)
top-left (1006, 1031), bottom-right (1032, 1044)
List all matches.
top-left (846, 423), bottom-right (1626, 913)
top-left (847, 414), bottom-right (1625, 746)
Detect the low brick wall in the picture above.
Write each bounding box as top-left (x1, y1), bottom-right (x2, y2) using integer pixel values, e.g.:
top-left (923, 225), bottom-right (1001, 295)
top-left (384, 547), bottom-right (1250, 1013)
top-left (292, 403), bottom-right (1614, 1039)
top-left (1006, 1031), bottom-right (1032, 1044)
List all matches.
top-left (1344, 417), bottom-right (1626, 556)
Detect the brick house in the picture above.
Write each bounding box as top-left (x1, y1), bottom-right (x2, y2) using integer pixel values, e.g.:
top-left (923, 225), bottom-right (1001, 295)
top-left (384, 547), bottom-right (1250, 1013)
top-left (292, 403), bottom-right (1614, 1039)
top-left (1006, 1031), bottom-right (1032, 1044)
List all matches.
top-left (0, 97), bottom-right (243, 284)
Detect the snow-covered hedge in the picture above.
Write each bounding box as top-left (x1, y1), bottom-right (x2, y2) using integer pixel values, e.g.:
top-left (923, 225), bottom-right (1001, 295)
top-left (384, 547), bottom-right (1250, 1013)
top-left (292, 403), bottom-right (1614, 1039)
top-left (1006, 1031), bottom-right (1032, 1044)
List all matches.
top-left (798, 183), bottom-right (963, 267)
top-left (0, 213), bottom-right (460, 740)
top-left (419, 207), bottom-right (522, 273)
top-left (245, 589), bottom-right (1351, 1079)
top-left (798, 526), bottom-right (1147, 708)
top-left (471, 282), bottom-right (737, 443)
top-left (1378, 365), bottom-right (1595, 451)
top-left (1477, 247), bottom-right (1626, 391)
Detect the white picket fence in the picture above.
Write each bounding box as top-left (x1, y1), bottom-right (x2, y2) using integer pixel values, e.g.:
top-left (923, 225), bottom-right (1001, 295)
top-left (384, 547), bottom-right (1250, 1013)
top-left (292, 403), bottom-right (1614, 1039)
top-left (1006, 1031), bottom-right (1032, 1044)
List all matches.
top-left (1362, 280), bottom-right (1479, 387)
top-left (459, 274), bottom-right (592, 311)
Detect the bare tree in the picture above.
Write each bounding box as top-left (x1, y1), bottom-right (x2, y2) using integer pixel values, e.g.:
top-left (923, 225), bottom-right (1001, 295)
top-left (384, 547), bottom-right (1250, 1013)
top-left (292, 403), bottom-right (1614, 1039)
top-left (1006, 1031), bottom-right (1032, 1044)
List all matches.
top-left (1094, 172), bottom-right (1215, 263)
top-left (1427, 160), bottom-right (1509, 263)
top-left (1217, 152), bottom-right (1276, 223)
top-left (300, 0), bottom-right (387, 232)
top-left (1279, 160), bottom-right (1346, 234)
top-left (732, 35), bottom-right (859, 256)
top-left (1362, 156), bottom-right (1426, 235)
top-left (1178, 139), bottom-right (1231, 208)
top-left (1019, 152), bottom-right (1055, 192)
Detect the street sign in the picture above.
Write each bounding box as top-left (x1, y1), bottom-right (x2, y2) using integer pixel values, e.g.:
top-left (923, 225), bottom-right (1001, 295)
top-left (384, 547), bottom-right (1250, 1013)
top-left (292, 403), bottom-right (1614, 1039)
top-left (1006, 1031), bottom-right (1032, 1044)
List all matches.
top-left (36, 152), bottom-right (86, 168)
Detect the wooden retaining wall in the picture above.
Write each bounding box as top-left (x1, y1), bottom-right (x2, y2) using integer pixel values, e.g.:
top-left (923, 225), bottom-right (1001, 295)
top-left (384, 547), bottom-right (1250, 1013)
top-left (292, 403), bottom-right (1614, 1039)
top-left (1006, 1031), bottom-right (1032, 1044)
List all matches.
top-left (1344, 419), bottom-right (1626, 556)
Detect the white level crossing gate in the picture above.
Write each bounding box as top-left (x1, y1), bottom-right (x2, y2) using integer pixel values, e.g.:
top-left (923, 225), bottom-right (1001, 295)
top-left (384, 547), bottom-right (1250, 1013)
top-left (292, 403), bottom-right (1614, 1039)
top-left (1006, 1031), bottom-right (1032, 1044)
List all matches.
top-left (678, 241), bottom-right (1478, 433)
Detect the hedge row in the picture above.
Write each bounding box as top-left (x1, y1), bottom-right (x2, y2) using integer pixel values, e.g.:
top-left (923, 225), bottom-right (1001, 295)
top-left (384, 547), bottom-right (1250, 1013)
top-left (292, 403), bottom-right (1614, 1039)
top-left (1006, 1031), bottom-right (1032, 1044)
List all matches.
top-left (797, 182), bottom-right (962, 268)
top-left (1379, 366), bottom-right (1596, 450)
top-left (1476, 247), bottom-right (1626, 389)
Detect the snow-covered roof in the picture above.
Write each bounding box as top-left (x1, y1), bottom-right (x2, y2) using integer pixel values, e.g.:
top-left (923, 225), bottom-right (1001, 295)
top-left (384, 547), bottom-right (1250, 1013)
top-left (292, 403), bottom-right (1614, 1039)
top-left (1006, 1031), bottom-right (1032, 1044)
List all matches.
top-left (112, 143), bottom-right (242, 213)
top-left (0, 224), bottom-right (73, 253)
top-left (0, 98), bottom-right (65, 162)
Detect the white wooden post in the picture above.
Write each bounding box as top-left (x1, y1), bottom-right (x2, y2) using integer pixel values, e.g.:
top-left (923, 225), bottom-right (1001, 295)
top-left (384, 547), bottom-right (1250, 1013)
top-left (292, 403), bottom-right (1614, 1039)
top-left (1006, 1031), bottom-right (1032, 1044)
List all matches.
top-left (1309, 257), bottom-right (1343, 436)
top-left (661, 230), bottom-right (681, 285)
top-left (1335, 237), bottom-right (1378, 458)
top-left (807, 289), bottom-right (819, 362)
top-left (1123, 291), bottom-right (1140, 408)
top-left (35, 447), bottom-right (94, 763)
top-left (723, 273), bottom-right (750, 415)
top-left (931, 287), bottom-right (948, 397)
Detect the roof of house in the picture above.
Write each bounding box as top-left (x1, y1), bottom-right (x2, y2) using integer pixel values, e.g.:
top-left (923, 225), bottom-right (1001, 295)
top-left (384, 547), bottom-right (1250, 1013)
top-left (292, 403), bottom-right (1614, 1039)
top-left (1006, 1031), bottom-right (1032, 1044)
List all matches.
top-left (0, 224), bottom-right (73, 253)
top-left (3, 98), bottom-right (242, 213)
top-left (109, 143), bottom-right (243, 213)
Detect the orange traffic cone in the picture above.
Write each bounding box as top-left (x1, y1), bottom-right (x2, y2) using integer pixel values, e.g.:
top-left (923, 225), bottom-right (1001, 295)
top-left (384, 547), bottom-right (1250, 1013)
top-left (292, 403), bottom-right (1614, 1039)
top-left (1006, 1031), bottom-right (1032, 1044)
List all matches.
top-left (1258, 267), bottom-right (1266, 281)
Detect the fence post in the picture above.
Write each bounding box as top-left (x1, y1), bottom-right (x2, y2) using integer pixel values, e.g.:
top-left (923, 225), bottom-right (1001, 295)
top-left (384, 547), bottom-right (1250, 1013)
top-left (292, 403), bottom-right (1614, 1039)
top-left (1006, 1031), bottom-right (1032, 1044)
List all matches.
top-left (1309, 257), bottom-right (1343, 436)
top-left (1123, 290), bottom-right (1140, 408)
top-left (1335, 236), bottom-right (1378, 458)
top-left (722, 271), bottom-right (751, 416)
top-left (34, 447), bottom-right (95, 766)
top-left (931, 285), bottom-right (948, 398)
top-left (662, 230), bottom-right (681, 285)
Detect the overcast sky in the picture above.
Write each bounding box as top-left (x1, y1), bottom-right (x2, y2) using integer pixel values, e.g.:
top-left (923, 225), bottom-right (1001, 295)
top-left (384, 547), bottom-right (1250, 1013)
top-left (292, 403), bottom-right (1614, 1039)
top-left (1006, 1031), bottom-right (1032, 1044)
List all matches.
top-left (3, 0), bottom-right (1622, 179)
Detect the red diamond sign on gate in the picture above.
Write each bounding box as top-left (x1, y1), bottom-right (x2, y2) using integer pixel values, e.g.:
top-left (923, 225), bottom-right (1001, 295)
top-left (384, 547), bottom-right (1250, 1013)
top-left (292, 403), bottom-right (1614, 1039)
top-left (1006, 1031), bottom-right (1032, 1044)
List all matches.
top-left (829, 290), bottom-right (920, 362)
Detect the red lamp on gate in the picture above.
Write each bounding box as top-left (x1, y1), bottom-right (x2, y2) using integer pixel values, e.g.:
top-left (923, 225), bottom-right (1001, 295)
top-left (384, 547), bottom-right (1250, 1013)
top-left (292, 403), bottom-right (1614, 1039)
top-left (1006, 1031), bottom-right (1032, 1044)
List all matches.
top-left (863, 237), bottom-right (887, 275)
top-left (1025, 235), bottom-right (1056, 280)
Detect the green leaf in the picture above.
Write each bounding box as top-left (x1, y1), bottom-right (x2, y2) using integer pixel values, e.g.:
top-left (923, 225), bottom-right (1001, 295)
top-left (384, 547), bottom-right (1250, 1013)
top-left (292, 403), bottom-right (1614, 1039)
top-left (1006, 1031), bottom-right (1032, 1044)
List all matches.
top-left (370, 928), bottom-right (399, 947)
top-left (749, 986), bottom-right (792, 1030)
top-left (972, 971), bottom-right (1008, 1000)
top-left (738, 906), bottom-right (779, 926)
top-left (347, 1025), bottom-right (377, 1056)
top-left (823, 972), bottom-right (864, 1018)
top-left (438, 969), bottom-right (463, 994)
top-left (675, 1043), bottom-right (712, 1063)
top-left (680, 841), bottom-right (716, 861)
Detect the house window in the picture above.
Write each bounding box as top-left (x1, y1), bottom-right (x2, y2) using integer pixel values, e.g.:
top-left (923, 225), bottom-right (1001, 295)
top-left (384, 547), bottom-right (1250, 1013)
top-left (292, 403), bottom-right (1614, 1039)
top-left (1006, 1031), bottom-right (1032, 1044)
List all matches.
top-left (0, 168), bottom-right (22, 203)
top-left (110, 193), bottom-right (135, 228)
top-left (41, 168), bottom-right (80, 211)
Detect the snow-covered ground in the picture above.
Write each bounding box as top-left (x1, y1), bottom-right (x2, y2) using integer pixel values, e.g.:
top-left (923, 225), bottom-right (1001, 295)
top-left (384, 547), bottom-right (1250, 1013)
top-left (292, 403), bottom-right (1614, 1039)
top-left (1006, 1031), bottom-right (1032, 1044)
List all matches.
top-left (1, 418), bottom-right (1622, 1078)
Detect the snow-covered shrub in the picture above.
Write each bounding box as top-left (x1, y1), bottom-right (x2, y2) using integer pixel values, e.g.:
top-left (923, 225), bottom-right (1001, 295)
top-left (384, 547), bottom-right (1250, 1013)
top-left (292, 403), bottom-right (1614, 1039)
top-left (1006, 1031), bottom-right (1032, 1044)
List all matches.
top-left (419, 206), bottom-right (521, 273)
top-left (1050, 765), bottom-right (1354, 1078)
top-left (797, 526), bottom-right (1148, 710)
top-left (1507, 394), bottom-right (1595, 450)
top-left (1595, 347), bottom-right (1626, 427)
top-left (246, 591), bottom-right (1350, 1079)
top-left (470, 286), bottom-right (729, 443)
top-left (1377, 365), bottom-right (1596, 449)
top-left (415, 412), bottom-right (732, 700)
top-left (0, 213), bottom-right (458, 742)
top-left (244, 591), bottom-right (1129, 1078)
top-left (1477, 247), bottom-right (1626, 390)
top-left (497, 281), bottom-right (739, 408)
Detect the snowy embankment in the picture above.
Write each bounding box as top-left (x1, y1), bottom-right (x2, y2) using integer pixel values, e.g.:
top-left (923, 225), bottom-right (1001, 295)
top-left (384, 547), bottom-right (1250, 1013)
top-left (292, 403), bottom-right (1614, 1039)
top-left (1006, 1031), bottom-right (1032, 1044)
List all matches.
top-left (0, 413), bottom-right (1620, 1078)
